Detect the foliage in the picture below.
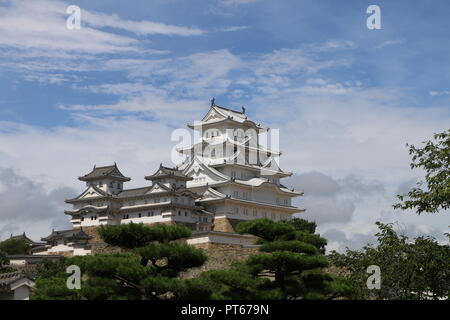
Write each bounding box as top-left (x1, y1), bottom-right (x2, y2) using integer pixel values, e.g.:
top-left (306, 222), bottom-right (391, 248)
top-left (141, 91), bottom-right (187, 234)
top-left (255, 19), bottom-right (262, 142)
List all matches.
top-left (394, 129), bottom-right (450, 214)
top-left (201, 218), bottom-right (353, 300)
top-left (0, 238), bottom-right (29, 255)
top-left (34, 257), bottom-right (67, 278)
top-left (32, 223), bottom-right (209, 300)
top-left (0, 250), bottom-right (13, 274)
top-left (329, 222), bottom-right (450, 300)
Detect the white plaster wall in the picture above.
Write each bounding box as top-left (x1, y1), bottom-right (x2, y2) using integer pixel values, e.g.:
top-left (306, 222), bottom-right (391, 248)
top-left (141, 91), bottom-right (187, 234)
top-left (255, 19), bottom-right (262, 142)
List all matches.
top-left (73, 247), bottom-right (91, 256)
top-left (187, 234), bottom-right (254, 246)
top-left (13, 286), bottom-right (31, 300)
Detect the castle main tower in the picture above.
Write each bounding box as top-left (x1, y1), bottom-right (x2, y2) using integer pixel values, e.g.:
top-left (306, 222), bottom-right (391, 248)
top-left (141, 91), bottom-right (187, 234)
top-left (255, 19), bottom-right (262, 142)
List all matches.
top-left (179, 101), bottom-right (304, 233)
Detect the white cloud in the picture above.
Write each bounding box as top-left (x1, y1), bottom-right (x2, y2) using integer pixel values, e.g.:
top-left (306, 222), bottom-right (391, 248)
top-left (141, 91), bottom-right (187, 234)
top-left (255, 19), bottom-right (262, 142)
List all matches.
top-left (376, 39), bottom-right (405, 49)
top-left (218, 26), bottom-right (249, 32)
top-left (0, 0), bottom-right (203, 58)
top-left (220, 0), bottom-right (259, 5)
top-left (0, 0), bottom-right (139, 54)
top-left (82, 10), bottom-right (204, 36)
top-left (429, 90), bottom-right (450, 96)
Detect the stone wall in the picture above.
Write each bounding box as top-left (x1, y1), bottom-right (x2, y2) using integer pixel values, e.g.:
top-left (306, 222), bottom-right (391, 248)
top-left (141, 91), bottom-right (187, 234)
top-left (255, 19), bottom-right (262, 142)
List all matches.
top-left (181, 243), bottom-right (259, 279)
top-left (212, 217), bottom-right (245, 233)
top-left (80, 226), bottom-right (103, 243)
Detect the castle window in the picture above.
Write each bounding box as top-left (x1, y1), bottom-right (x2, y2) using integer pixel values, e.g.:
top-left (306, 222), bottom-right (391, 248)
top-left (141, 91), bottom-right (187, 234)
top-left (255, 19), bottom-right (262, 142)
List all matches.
top-left (81, 217), bottom-right (84, 221)
top-left (234, 207), bottom-right (239, 214)
top-left (109, 182), bottom-right (113, 188)
top-left (233, 191), bottom-right (239, 198)
top-left (178, 211), bottom-right (181, 216)
top-left (231, 171), bottom-right (236, 178)
top-left (284, 199), bottom-right (289, 206)
top-left (253, 209), bottom-right (257, 217)
top-left (243, 192), bottom-right (248, 200)
top-left (211, 149), bottom-right (215, 158)
top-left (138, 213), bottom-right (142, 218)
top-left (271, 213), bottom-right (276, 219)
top-left (243, 209), bottom-right (249, 216)
top-left (185, 211), bottom-right (188, 216)
top-left (262, 211), bottom-right (267, 218)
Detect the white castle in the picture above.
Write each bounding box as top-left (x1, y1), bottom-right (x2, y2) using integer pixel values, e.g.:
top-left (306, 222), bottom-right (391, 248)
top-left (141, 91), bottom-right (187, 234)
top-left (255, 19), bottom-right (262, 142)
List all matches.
top-left (34, 101), bottom-right (304, 256)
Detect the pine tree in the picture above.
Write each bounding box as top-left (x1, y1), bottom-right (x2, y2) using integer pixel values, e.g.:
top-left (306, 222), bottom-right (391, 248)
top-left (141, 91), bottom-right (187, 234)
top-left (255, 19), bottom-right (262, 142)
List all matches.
top-left (32, 223), bottom-right (210, 300)
top-left (0, 237), bottom-right (29, 255)
top-left (201, 218), bottom-right (353, 300)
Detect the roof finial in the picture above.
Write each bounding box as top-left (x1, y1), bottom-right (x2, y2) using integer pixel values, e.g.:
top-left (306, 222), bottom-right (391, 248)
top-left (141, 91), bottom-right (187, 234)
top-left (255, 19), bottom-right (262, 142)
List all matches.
top-left (210, 97), bottom-right (216, 107)
top-left (242, 106), bottom-right (246, 114)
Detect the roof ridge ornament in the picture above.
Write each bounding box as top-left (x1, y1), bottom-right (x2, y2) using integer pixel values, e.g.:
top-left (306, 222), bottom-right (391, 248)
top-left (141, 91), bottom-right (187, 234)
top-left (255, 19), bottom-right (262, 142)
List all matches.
top-left (210, 97), bottom-right (216, 107)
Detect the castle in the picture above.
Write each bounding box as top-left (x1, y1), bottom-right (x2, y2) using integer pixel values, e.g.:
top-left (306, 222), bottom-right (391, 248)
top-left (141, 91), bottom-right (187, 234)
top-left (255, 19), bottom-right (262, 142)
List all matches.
top-left (32, 101), bottom-right (304, 256)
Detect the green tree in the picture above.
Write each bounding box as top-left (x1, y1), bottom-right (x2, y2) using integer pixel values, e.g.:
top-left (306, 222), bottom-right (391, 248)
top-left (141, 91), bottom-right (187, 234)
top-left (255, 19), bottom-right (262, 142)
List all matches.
top-left (0, 250), bottom-right (13, 274)
top-left (32, 223), bottom-right (210, 300)
top-left (0, 238), bottom-right (29, 255)
top-left (329, 222), bottom-right (450, 300)
top-left (201, 218), bottom-right (353, 300)
top-left (394, 129), bottom-right (450, 214)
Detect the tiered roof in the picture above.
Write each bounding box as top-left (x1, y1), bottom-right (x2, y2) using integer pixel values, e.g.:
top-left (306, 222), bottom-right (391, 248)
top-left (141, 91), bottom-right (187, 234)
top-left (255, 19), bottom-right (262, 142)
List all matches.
top-left (145, 163), bottom-right (192, 181)
top-left (79, 163), bottom-right (131, 182)
top-left (41, 229), bottom-right (91, 242)
top-left (187, 103), bottom-right (266, 132)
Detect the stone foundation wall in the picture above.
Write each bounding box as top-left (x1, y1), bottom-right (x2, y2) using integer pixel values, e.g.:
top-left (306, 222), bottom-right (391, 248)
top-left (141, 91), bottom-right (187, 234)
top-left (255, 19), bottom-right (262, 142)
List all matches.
top-left (213, 217), bottom-right (245, 233)
top-left (80, 226), bottom-right (103, 243)
top-left (181, 243), bottom-right (259, 279)
top-left (46, 250), bottom-right (74, 258)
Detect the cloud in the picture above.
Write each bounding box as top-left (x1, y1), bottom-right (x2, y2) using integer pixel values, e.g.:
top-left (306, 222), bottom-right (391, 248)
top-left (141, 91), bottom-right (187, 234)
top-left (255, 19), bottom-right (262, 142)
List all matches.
top-left (0, 167), bottom-right (76, 241)
top-left (0, 0), bottom-right (139, 54)
top-left (286, 171), bottom-right (386, 226)
top-left (0, 0), bottom-right (205, 85)
top-left (0, 0), bottom-right (203, 55)
top-left (376, 39), bottom-right (405, 49)
top-left (82, 10), bottom-right (204, 36)
top-left (429, 90), bottom-right (450, 96)
top-left (220, 0), bottom-right (259, 5)
top-left (218, 26), bottom-right (249, 32)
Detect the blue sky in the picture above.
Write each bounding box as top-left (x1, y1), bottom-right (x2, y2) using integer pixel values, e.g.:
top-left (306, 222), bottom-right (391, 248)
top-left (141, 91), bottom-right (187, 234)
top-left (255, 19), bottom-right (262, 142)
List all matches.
top-left (0, 0), bottom-right (449, 250)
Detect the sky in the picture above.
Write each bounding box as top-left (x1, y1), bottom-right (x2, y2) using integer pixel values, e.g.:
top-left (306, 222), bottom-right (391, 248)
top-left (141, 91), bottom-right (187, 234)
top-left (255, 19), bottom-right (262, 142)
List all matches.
top-left (0, 0), bottom-right (449, 251)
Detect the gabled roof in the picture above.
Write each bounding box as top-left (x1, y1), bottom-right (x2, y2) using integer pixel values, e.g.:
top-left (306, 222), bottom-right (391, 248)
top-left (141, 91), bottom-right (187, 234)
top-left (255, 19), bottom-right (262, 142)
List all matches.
top-left (145, 163), bottom-right (192, 181)
top-left (41, 229), bottom-right (91, 242)
top-left (0, 271), bottom-right (33, 287)
top-left (188, 103), bottom-right (266, 132)
top-left (182, 155), bottom-right (230, 182)
top-left (79, 163), bottom-right (131, 182)
top-left (204, 104), bottom-right (247, 122)
top-left (64, 205), bottom-right (109, 216)
top-left (65, 184), bottom-right (110, 203)
top-left (9, 233), bottom-right (43, 246)
top-left (198, 187), bottom-right (227, 201)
